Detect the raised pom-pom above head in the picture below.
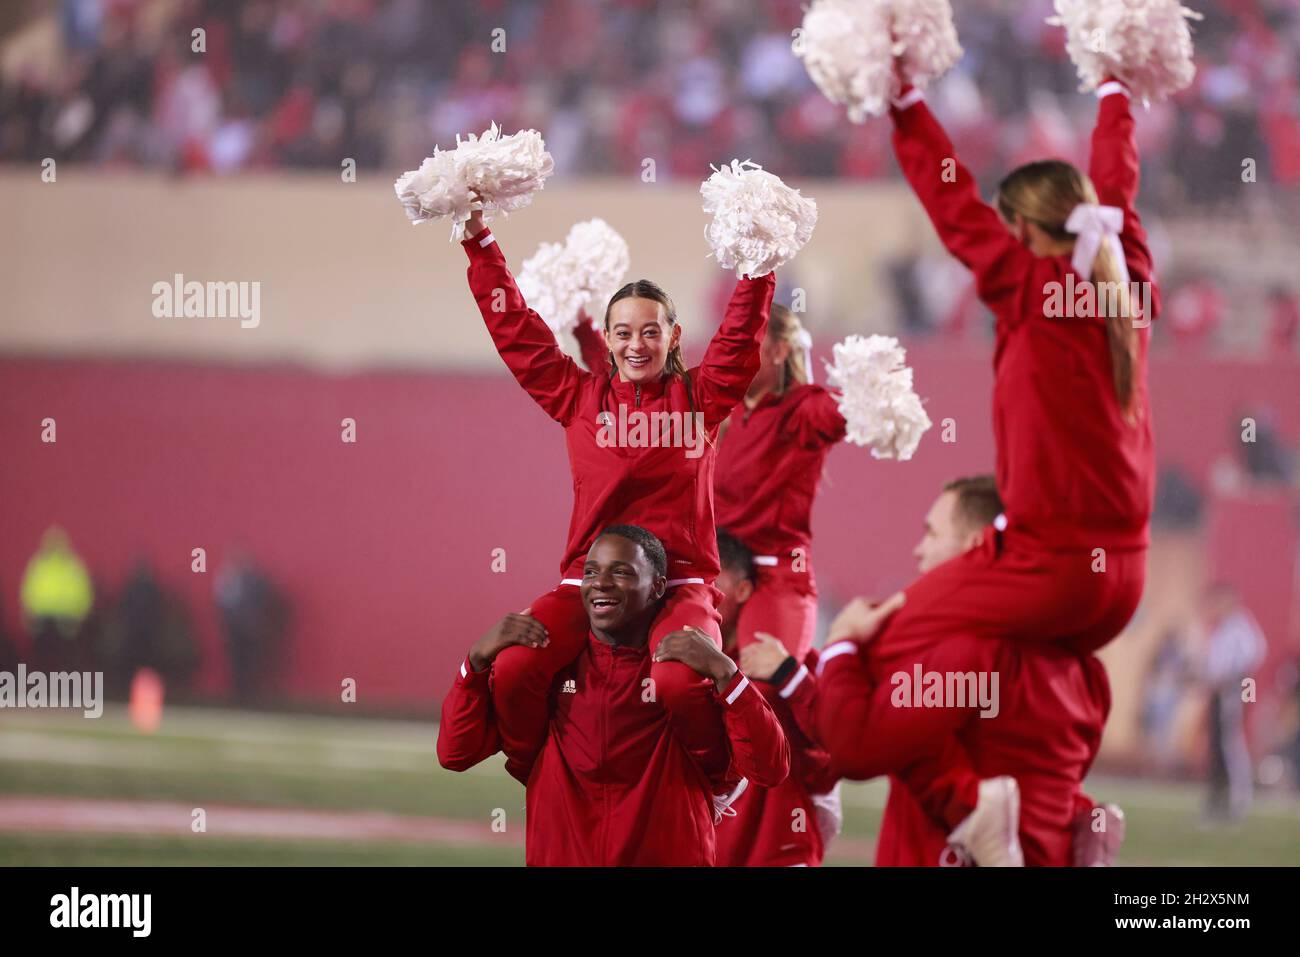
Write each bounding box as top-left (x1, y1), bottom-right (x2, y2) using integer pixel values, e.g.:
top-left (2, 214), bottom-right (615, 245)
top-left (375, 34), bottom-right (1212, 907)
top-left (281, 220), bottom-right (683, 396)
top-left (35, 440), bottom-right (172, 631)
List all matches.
top-left (394, 123), bottom-right (555, 240)
top-left (823, 334), bottom-right (932, 460)
top-left (701, 160), bottom-right (817, 278)
top-left (1048, 0), bottom-right (1202, 104)
top-left (516, 219), bottom-right (631, 336)
top-left (796, 0), bottom-right (962, 122)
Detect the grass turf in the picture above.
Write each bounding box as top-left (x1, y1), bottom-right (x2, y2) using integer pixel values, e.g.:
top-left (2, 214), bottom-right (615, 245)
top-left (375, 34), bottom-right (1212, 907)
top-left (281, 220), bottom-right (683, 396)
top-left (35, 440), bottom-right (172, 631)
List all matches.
top-left (1, 705), bottom-right (1297, 866)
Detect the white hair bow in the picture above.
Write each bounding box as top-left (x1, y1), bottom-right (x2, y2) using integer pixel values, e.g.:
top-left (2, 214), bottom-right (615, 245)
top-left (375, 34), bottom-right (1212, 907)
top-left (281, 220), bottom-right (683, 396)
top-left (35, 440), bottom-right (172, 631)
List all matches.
top-left (795, 327), bottom-right (814, 384)
top-left (1064, 203), bottom-right (1129, 285)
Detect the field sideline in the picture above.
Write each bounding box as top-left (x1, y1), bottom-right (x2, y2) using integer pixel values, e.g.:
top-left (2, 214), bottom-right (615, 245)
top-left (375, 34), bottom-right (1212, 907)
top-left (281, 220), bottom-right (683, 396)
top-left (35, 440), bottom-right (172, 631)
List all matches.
top-left (1, 706), bottom-right (1297, 866)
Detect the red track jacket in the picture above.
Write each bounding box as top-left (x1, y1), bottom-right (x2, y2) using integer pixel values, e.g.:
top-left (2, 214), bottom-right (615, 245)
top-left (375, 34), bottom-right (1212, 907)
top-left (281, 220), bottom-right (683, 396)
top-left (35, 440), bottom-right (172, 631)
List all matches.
top-left (437, 633), bottom-right (790, 866)
top-left (714, 385), bottom-right (846, 560)
top-left (716, 649), bottom-right (838, 866)
top-left (463, 230), bottom-right (776, 582)
top-left (816, 636), bottom-right (1108, 866)
top-left (891, 85), bottom-right (1159, 552)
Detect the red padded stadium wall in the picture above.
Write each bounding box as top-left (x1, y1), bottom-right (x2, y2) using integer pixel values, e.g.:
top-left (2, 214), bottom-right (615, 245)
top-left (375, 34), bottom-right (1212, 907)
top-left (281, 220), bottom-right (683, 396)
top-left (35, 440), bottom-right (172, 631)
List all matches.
top-left (1, 349), bottom-right (1296, 707)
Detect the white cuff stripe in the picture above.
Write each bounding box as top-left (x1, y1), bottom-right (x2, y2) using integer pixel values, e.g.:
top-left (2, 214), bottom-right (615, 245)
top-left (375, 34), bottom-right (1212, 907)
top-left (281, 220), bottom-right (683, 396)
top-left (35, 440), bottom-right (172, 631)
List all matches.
top-left (459, 660), bottom-right (468, 679)
top-left (478, 232), bottom-right (496, 247)
top-left (1096, 81), bottom-right (1128, 99)
top-left (726, 674), bottom-right (750, 705)
top-left (779, 664), bottom-right (809, 699)
top-left (752, 555), bottom-right (779, 566)
top-left (817, 641), bottom-right (858, 675)
top-left (892, 88), bottom-right (925, 110)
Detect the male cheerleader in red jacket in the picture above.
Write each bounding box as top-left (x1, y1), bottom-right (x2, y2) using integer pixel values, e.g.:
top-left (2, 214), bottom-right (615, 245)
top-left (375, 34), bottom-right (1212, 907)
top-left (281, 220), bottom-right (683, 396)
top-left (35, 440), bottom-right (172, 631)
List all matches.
top-left (820, 477), bottom-right (1125, 866)
top-left (437, 525), bottom-right (790, 866)
top-left (711, 530), bottom-right (840, 867)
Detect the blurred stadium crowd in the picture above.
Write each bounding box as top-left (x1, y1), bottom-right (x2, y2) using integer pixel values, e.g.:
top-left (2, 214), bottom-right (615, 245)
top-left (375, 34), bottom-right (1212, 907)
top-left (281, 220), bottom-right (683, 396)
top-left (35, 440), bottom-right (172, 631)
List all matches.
top-left (2, 0), bottom-right (1298, 213)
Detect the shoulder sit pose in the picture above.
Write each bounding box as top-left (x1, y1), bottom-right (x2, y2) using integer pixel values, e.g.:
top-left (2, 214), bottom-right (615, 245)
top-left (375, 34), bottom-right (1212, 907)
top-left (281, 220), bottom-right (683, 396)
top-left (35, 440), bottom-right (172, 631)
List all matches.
top-left (817, 76), bottom-right (1160, 864)
top-left (458, 203), bottom-right (775, 798)
top-left (436, 525), bottom-right (789, 866)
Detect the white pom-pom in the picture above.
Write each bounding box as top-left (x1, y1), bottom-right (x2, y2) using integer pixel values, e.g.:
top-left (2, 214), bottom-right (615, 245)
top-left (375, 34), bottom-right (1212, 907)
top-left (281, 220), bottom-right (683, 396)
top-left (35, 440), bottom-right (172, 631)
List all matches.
top-left (700, 160), bottom-right (817, 277)
top-left (1048, 0), bottom-right (1202, 104)
top-left (823, 334), bottom-right (932, 460)
top-left (796, 0), bottom-right (962, 122)
top-left (516, 219), bottom-right (631, 335)
top-left (562, 219), bottom-right (631, 312)
top-left (516, 241), bottom-right (581, 335)
top-left (394, 122), bottom-right (555, 239)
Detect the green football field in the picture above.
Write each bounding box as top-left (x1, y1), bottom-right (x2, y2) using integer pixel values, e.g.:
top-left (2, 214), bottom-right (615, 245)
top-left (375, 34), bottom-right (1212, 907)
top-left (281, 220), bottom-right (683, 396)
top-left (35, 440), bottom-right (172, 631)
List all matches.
top-left (0, 705), bottom-right (1297, 866)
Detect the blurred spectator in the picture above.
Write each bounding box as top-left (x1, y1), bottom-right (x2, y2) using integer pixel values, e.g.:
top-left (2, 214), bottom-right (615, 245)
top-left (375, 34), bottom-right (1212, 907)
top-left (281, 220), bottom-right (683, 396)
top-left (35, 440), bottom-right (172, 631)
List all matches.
top-left (1266, 286), bottom-right (1300, 355)
top-left (95, 558), bottom-right (200, 698)
top-left (215, 551), bottom-right (289, 704)
top-left (1239, 406), bottom-right (1294, 483)
top-left (1152, 464), bottom-right (1205, 530)
top-left (1198, 582), bottom-right (1267, 823)
top-left (0, 0), bottom-right (1293, 216)
top-left (1141, 627), bottom-right (1193, 772)
top-left (20, 526), bottom-right (94, 673)
top-left (1164, 276), bottom-right (1226, 352)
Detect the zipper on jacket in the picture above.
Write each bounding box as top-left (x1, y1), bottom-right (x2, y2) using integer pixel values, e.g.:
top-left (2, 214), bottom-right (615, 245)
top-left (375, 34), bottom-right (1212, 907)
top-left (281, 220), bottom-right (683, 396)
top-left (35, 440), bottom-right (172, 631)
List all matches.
top-left (634, 384), bottom-right (641, 409)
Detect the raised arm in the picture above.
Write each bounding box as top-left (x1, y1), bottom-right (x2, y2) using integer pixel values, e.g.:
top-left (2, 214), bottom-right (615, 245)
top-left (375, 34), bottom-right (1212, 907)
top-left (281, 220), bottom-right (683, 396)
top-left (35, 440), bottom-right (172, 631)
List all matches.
top-left (462, 225), bottom-right (585, 424)
top-left (784, 385), bottom-right (848, 450)
top-left (1088, 81), bottom-right (1159, 302)
top-left (890, 91), bottom-right (1033, 310)
top-left (572, 309), bottom-right (613, 374)
top-left (693, 273), bottom-right (777, 427)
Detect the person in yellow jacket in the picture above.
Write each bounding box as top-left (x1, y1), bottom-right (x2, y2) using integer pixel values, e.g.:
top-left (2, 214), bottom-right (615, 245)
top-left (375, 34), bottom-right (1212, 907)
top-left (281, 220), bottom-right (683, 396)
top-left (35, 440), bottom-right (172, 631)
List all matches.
top-left (21, 527), bottom-right (94, 667)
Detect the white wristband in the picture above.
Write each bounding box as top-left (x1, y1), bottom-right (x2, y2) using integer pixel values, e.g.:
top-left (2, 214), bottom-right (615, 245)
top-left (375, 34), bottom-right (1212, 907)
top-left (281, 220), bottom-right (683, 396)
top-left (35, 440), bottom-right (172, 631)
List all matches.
top-left (1095, 81), bottom-right (1129, 100)
top-left (892, 88), bottom-right (926, 110)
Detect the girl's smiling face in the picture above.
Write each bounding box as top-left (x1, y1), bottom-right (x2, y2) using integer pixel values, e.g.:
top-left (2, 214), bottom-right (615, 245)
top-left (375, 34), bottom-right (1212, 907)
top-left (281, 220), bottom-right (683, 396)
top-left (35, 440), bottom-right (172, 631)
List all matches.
top-left (606, 297), bottom-right (680, 383)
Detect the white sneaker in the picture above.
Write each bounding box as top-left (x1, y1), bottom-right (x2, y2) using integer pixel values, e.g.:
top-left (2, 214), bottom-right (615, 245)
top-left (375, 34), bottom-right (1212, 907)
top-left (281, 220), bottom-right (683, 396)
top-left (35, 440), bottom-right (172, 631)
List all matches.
top-left (946, 776), bottom-right (1024, 867)
top-left (712, 777), bottom-right (749, 824)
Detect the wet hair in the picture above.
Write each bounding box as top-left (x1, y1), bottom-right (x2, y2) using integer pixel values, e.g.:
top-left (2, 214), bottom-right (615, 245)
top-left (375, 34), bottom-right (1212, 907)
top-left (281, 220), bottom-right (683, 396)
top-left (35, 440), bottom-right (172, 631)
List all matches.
top-left (942, 475), bottom-right (1004, 532)
top-left (602, 280), bottom-right (688, 378)
top-left (996, 159), bottom-right (1139, 420)
top-left (597, 524), bottom-right (667, 578)
top-left (767, 304), bottom-right (811, 393)
top-left (715, 529), bottom-right (755, 583)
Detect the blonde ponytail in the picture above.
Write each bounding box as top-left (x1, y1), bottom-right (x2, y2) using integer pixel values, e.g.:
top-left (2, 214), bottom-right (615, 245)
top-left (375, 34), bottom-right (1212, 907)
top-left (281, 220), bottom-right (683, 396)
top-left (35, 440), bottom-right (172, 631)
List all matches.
top-left (996, 159), bottom-right (1140, 420)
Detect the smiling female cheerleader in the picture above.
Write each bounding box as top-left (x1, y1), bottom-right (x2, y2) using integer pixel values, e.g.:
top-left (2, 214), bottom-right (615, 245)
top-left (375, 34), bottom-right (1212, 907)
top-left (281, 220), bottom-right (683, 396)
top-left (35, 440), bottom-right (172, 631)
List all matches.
top-left (816, 75), bottom-right (1161, 863)
top-left (457, 203), bottom-right (775, 793)
top-left (586, 301), bottom-right (843, 663)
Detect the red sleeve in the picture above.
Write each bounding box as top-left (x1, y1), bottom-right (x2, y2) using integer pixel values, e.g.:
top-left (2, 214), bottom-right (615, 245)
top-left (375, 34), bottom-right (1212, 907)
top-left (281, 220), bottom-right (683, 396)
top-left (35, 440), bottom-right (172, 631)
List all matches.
top-left (463, 228), bottom-right (586, 424)
top-left (783, 386), bottom-right (847, 451)
top-left (771, 661), bottom-right (838, 795)
top-left (436, 657), bottom-right (535, 785)
top-left (572, 309), bottom-right (612, 374)
top-left (774, 659), bottom-right (821, 744)
top-left (889, 94), bottom-right (1035, 315)
top-left (814, 637), bottom-right (995, 780)
top-left (436, 658), bottom-right (502, 772)
top-left (692, 273), bottom-right (777, 428)
top-left (717, 671), bottom-right (790, 788)
top-left (1088, 82), bottom-right (1161, 321)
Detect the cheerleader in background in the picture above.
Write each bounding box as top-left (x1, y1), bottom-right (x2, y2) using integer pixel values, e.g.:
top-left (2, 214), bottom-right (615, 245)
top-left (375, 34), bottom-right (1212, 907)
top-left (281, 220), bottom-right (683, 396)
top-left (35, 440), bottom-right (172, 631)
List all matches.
top-left (457, 203), bottom-right (776, 800)
top-left (817, 77), bottom-right (1160, 864)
